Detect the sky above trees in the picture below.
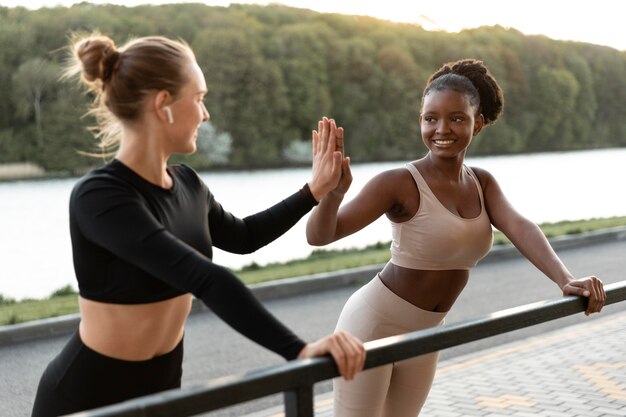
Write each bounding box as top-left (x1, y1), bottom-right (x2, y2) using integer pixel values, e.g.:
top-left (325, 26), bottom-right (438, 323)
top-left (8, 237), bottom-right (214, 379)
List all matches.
top-left (1, 0), bottom-right (623, 51)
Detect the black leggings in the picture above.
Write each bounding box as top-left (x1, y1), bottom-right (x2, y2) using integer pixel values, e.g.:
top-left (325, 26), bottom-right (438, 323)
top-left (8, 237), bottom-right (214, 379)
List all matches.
top-left (31, 331), bottom-right (183, 417)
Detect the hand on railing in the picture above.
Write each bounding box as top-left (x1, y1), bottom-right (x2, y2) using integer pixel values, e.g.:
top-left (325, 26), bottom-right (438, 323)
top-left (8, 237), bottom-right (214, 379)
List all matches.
top-left (297, 330), bottom-right (365, 380)
top-left (562, 276), bottom-right (605, 315)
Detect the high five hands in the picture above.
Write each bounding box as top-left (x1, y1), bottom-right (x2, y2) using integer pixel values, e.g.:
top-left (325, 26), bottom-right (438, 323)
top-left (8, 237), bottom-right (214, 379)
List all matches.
top-left (308, 117), bottom-right (352, 201)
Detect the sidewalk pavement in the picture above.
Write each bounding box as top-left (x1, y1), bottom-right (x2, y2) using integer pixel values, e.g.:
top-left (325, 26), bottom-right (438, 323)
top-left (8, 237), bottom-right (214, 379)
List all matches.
top-left (244, 308), bottom-right (626, 417)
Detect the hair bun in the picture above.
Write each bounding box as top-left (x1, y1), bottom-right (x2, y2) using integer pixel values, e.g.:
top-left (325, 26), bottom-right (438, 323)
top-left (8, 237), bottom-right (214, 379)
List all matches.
top-left (102, 48), bottom-right (121, 83)
top-left (75, 36), bottom-right (118, 83)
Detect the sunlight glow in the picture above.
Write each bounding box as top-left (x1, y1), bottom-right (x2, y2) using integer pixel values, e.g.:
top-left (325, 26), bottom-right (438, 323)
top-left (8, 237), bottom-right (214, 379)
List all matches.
top-left (279, 0), bottom-right (624, 51)
top-left (0, 0), bottom-right (623, 51)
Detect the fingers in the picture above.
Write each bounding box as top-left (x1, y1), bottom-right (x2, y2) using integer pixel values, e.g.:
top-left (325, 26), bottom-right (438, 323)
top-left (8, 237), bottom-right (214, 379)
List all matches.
top-left (323, 118), bottom-right (343, 180)
top-left (309, 116), bottom-right (347, 200)
top-left (324, 118), bottom-right (337, 155)
top-left (337, 126), bottom-right (345, 157)
top-left (586, 276), bottom-right (605, 315)
top-left (564, 277), bottom-right (605, 315)
top-left (328, 331), bottom-right (365, 380)
top-left (328, 119), bottom-right (337, 154)
top-left (342, 156), bottom-right (352, 179)
top-left (334, 156), bottom-right (352, 195)
top-left (311, 128), bottom-right (319, 157)
top-left (563, 280), bottom-right (589, 297)
top-left (315, 117), bottom-right (341, 154)
top-left (298, 332), bottom-right (366, 381)
top-left (331, 151), bottom-right (343, 179)
top-left (312, 118), bottom-right (329, 157)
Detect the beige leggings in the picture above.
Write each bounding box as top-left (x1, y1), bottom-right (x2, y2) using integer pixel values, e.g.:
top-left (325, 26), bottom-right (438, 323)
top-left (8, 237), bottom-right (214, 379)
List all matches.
top-left (334, 275), bottom-right (447, 417)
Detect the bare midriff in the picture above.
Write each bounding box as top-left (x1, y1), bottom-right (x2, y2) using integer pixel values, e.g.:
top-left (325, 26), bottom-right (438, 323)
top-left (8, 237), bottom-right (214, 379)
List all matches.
top-left (379, 262), bottom-right (468, 312)
top-left (78, 293), bottom-right (193, 361)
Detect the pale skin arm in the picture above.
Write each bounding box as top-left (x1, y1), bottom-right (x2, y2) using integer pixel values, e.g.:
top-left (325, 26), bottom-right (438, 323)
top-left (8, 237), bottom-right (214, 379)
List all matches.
top-left (476, 167), bottom-right (605, 315)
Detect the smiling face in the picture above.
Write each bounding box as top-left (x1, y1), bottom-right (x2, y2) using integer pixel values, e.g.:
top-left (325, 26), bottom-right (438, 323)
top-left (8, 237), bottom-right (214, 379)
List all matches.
top-left (419, 89), bottom-right (483, 160)
top-left (165, 61), bottom-right (210, 154)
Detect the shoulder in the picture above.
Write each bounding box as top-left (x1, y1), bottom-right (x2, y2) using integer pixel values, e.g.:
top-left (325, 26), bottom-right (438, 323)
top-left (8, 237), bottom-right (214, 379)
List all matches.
top-left (70, 164), bottom-right (137, 211)
top-left (467, 166), bottom-right (495, 183)
top-left (170, 163), bottom-right (209, 191)
top-left (467, 166), bottom-right (496, 185)
top-left (368, 166), bottom-right (413, 188)
top-left (71, 163), bottom-right (127, 196)
top-left (358, 165), bottom-right (417, 209)
top-left (170, 164), bottom-right (214, 207)
top-left (169, 163), bottom-right (201, 184)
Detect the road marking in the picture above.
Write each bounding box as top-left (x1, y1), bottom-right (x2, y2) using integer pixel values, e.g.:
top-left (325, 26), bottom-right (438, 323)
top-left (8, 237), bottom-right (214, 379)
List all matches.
top-left (574, 362), bottom-right (626, 401)
top-left (438, 313), bottom-right (626, 376)
top-left (475, 394), bottom-right (537, 409)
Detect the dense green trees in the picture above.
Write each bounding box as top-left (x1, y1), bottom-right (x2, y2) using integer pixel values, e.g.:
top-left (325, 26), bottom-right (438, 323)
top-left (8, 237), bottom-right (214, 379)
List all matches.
top-left (0, 3), bottom-right (624, 174)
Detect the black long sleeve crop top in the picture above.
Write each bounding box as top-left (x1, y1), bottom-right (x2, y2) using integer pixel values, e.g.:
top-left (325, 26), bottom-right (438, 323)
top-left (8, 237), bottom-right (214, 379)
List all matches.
top-left (69, 159), bottom-right (318, 360)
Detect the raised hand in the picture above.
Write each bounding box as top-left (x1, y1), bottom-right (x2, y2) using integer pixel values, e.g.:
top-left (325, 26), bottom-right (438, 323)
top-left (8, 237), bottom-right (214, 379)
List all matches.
top-left (308, 117), bottom-right (344, 201)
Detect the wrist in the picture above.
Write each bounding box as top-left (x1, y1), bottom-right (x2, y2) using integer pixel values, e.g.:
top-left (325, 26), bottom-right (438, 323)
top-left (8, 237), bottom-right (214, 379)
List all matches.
top-left (297, 343), bottom-right (310, 359)
top-left (305, 182), bottom-right (322, 203)
top-left (328, 188), bottom-right (347, 200)
top-left (302, 183), bottom-right (320, 205)
top-left (557, 274), bottom-right (575, 290)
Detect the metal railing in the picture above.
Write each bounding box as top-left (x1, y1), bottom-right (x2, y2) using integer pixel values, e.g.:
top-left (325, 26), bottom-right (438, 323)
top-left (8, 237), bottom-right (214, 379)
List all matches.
top-left (68, 280), bottom-right (626, 417)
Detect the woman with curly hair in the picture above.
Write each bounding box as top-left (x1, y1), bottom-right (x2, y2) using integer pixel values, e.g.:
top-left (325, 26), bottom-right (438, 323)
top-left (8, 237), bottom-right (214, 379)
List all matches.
top-left (307, 58), bottom-right (605, 416)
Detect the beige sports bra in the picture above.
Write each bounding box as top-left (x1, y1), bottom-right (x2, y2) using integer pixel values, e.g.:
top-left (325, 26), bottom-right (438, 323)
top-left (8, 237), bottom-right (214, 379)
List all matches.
top-left (389, 163), bottom-right (493, 271)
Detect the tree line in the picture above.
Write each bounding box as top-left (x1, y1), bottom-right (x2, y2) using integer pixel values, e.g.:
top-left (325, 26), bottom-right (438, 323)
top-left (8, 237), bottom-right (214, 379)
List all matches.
top-left (0, 3), bottom-right (624, 174)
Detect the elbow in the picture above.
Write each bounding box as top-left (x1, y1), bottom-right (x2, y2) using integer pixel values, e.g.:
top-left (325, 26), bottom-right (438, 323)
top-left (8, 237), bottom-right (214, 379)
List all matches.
top-left (306, 231), bottom-right (331, 246)
top-left (307, 238), bottom-right (325, 247)
top-left (306, 234), bottom-right (323, 246)
top-left (305, 219), bottom-right (337, 246)
top-left (232, 241), bottom-right (260, 255)
top-left (305, 225), bottom-right (320, 246)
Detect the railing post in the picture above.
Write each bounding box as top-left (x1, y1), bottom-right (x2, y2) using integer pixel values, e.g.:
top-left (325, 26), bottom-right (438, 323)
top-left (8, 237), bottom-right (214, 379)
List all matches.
top-left (284, 385), bottom-right (314, 417)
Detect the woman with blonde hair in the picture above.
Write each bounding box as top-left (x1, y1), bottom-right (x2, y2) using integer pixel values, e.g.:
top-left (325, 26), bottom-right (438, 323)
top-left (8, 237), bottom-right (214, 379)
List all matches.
top-left (31, 34), bottom-right (364, 416)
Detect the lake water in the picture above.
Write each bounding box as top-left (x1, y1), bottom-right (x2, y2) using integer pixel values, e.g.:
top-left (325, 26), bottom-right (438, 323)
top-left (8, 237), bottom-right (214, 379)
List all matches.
top-left (1, 148), bottom-right (624, 299)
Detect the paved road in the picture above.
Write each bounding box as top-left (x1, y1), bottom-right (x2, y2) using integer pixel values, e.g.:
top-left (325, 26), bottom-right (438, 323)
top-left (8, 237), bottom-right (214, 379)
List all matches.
top-left (2, 239), bottom-right (626, 417)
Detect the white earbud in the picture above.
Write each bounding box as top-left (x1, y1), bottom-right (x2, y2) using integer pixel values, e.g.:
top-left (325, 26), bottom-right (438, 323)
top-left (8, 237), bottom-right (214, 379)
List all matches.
top-left (163, 106), bottom-right (174, 124)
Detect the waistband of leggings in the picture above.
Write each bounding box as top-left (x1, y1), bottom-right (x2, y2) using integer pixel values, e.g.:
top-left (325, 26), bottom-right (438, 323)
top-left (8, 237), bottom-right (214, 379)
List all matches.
top-left (68, 329), bottom-right (184, 369)
top-left (359, 274), bottom-right (447, 329)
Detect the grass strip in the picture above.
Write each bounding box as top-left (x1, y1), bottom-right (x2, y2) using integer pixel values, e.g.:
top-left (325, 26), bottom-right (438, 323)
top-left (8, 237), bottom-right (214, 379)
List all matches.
top-left (2, 216), bottom-right (626, 326)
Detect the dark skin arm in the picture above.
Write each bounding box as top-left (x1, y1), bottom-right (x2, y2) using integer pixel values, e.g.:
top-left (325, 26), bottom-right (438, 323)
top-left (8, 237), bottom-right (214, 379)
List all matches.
top-left (307, 118), bottom-right (418, 244)
top-left (474, 166), bottom-right (605, 315)
top-left (306, 167), bottom-right (415, 245)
